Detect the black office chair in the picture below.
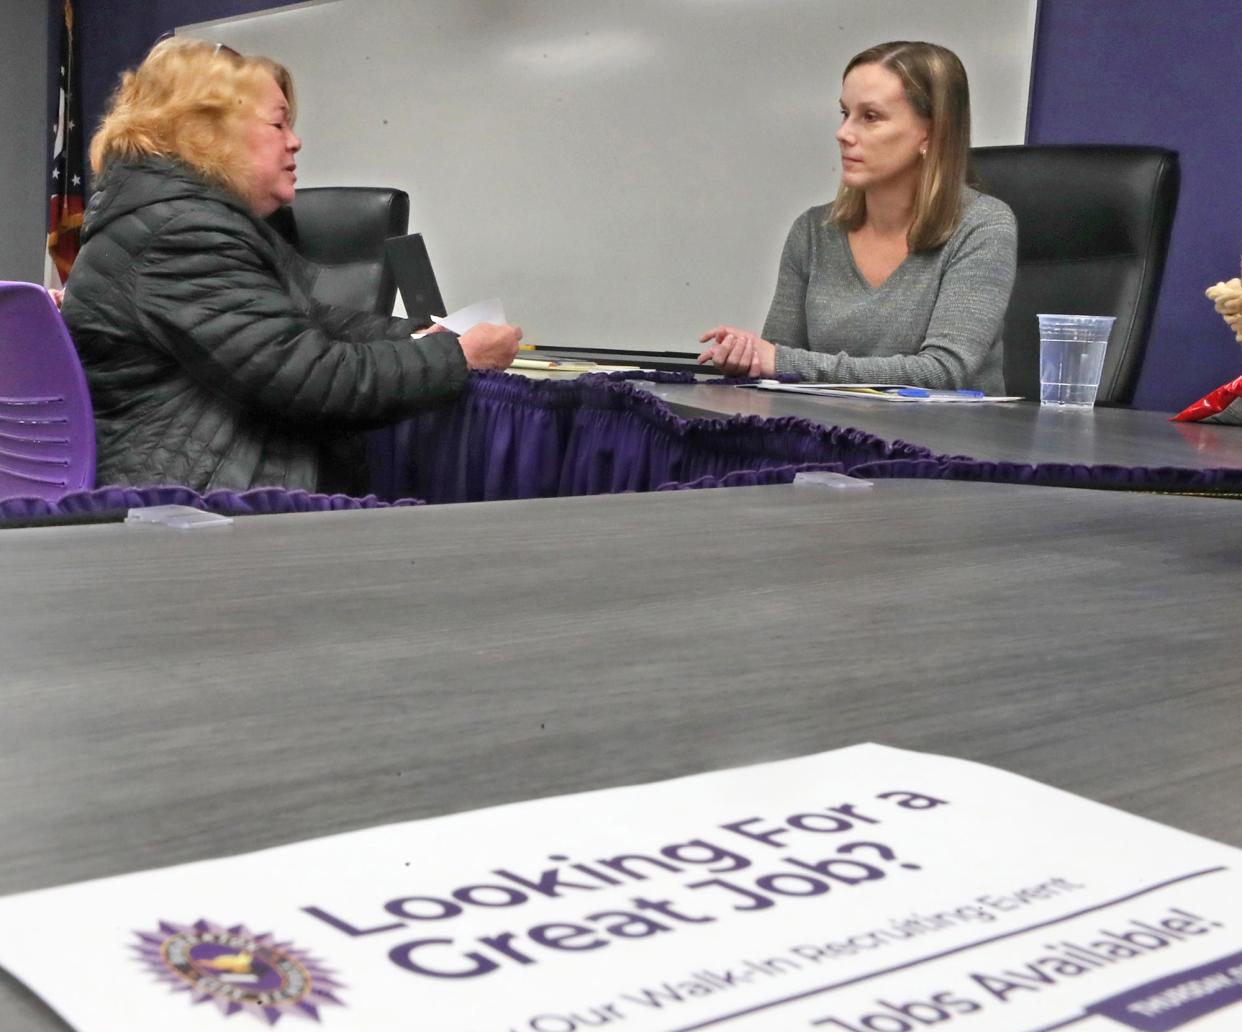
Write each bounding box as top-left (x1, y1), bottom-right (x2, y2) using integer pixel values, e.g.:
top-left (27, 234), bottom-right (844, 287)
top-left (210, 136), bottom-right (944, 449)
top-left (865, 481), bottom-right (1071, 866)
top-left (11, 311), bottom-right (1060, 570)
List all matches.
top-left (270, 186), bottom-right (410, 314)
top-left (972, 145), bottom-right (1179, 404)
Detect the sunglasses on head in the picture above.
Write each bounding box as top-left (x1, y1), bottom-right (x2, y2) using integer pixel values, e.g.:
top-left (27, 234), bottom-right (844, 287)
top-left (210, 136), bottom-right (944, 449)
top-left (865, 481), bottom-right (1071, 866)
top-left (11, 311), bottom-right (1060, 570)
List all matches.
top-left (150, 30), bottom-right (241, 58)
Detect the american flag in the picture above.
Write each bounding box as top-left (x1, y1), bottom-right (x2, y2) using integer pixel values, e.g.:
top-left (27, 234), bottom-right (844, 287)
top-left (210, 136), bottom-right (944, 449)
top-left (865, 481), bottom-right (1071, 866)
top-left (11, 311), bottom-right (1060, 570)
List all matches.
top-left (46, 0), bottom-right (84, 289)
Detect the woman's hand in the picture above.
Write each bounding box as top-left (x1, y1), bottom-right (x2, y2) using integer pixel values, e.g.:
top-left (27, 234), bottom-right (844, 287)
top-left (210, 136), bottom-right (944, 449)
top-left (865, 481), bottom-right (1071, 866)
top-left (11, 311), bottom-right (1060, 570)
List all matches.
top-left (459, 322), bottom-right (523, 370)
top-left (697, 325), bottom-right (776, 378)
top-left (47, 288), bottom-right (65, 310)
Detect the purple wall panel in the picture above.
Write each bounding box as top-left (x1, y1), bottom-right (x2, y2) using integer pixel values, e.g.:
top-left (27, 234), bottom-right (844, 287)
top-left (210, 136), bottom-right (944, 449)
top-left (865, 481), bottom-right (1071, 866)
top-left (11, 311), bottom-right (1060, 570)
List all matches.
top-left (77, 0), bottom-right (285, 173)
top-left (1028, 0), bottom-right (1242, 410)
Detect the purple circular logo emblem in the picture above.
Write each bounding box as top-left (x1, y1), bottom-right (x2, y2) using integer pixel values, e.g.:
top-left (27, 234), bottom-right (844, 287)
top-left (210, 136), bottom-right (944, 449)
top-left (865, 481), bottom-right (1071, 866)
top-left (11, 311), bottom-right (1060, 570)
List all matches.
top-left (132, 919), bottom-right (345, 1025)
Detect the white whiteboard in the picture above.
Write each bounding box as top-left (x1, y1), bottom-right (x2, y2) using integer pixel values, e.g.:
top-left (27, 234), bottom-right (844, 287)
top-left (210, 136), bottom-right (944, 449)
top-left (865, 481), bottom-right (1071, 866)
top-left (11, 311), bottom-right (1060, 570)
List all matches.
top-left (185, 0), bottom-right (1037, 350)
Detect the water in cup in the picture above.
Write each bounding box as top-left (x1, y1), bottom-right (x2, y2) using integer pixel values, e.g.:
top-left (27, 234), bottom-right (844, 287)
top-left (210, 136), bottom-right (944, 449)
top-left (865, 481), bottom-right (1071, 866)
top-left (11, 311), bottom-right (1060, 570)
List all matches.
top-left (1037, 314), bottom-right (1115, 407)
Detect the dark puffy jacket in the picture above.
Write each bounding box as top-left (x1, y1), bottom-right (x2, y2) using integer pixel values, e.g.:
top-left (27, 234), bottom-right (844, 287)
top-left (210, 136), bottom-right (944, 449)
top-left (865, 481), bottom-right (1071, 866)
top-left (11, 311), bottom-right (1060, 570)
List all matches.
top-left (62, 158), bottom-right (469, 493)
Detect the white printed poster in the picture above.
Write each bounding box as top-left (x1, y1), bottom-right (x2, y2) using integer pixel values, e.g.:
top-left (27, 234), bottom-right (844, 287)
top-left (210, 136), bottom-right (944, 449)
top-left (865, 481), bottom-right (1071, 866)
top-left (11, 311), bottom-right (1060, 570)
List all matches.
top-left (1, 744), bottom-right (1240, 1031)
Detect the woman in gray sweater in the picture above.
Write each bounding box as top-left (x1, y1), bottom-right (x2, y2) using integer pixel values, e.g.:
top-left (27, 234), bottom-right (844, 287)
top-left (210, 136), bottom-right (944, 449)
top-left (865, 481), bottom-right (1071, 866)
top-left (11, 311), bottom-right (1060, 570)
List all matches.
top-left (698, 41), bottom-right (1016, 393)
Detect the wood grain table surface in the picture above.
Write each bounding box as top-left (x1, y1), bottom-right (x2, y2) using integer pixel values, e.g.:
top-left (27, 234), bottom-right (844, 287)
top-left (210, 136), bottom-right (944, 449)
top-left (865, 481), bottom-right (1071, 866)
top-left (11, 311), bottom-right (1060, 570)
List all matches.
top-left (2, 480), bottom-right (1240, 1027)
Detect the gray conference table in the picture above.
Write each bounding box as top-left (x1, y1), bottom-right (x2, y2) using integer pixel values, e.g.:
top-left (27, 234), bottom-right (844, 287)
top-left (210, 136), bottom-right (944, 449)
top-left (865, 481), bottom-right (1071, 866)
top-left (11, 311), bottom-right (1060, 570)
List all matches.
top-left (640, 382), bottom-right (1242, 470)
top-left (3, 481), bottom-right (1242, 1027)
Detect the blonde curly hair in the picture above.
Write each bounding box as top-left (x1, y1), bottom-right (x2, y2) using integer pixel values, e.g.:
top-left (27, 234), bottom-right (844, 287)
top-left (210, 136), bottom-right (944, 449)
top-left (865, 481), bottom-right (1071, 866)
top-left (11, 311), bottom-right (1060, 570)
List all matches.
top-left (1206, 261), bottom-right (1242, 345)
top-left (90, 37), bottom-right (296, 207)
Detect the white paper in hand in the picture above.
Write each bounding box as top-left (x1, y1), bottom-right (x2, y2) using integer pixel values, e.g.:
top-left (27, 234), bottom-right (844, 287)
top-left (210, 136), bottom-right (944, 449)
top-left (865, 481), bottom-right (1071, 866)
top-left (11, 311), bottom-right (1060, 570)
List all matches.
top-left (430, 297), bottom-right (506, 334)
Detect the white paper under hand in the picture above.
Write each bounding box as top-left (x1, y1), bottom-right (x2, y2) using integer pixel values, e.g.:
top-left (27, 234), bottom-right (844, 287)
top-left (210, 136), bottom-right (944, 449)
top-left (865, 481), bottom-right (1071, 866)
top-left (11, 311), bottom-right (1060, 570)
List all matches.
top-left (430, 297), bottom-right (506, 335)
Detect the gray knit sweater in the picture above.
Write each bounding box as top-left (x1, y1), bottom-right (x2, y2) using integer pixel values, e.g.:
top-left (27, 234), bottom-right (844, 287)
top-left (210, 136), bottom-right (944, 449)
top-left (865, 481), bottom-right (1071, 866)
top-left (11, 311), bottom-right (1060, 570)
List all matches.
top-left (764, 188), bottom-right (1017, 392)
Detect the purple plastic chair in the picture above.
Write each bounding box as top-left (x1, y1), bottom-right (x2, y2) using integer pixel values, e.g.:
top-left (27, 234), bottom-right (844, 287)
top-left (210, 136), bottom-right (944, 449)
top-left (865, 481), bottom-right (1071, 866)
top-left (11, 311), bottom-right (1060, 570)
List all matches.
top-left (0, 280), bottom-right (96, 501)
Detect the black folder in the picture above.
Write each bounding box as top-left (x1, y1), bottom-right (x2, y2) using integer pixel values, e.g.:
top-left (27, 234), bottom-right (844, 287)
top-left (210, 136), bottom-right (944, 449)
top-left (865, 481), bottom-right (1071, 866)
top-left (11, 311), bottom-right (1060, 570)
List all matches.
top-left (384, 233), bottom-right (446, 326)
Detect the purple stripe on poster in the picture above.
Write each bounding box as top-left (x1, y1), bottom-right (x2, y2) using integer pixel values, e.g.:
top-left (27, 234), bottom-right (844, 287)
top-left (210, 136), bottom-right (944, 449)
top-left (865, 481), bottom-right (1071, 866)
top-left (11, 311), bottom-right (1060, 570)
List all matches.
top-left (1085, 949), bottom-right (1242, 1031)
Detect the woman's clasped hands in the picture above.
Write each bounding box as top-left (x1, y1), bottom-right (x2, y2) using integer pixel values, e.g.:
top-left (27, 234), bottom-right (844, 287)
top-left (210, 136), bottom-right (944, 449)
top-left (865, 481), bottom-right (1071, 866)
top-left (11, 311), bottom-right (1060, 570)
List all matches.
top-left (697, 325), bottom-right (776, 378)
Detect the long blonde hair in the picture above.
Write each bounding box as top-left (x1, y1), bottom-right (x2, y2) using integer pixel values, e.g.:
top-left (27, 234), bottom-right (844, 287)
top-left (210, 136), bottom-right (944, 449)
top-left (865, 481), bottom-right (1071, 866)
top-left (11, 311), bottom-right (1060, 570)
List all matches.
top-left (90, 37), bottom-right (296, 205)
top-left (830, 41), bottom-right (972, 252)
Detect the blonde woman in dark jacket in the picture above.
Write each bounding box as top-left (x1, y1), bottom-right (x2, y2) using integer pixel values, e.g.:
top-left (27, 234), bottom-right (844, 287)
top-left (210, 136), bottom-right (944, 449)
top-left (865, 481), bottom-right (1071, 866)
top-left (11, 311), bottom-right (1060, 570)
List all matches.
top-left (63, 38), bottom-right (521, 493)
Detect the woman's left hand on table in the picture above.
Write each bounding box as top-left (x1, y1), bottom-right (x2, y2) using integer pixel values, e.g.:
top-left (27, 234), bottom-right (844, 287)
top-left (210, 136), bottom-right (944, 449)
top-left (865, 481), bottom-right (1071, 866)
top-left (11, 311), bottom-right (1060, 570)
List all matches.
top-left (697, 325), bottom-right (776, 378)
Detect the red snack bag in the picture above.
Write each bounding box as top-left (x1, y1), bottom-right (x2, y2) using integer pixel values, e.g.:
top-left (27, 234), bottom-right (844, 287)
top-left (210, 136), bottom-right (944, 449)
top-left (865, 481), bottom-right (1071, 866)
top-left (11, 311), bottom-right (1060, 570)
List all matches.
top-left (1172, 373), bottom-right (1242, 423)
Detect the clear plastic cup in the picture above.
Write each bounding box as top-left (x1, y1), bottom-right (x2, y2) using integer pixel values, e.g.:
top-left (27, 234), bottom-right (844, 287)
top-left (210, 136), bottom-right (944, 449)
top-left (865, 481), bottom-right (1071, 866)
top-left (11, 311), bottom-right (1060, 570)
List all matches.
top-left (1037, 314), bottom-right (1115, 407)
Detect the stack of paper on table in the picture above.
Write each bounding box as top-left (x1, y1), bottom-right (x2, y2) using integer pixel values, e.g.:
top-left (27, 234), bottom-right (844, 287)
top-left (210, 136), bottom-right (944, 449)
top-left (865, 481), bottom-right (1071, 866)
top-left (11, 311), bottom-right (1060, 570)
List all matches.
top-left (415, 299), bottom-right (650, 373)
top-left (509, 356), bottom-right (652, 374)
top-left (741, 381), bottom-right (1024, 402)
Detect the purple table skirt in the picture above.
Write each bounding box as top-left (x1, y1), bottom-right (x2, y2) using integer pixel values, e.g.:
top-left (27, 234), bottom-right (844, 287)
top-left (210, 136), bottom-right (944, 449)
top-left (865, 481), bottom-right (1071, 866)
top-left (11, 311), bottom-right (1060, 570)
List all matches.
top-left (0, 485), bottom-right (422, 522)
top-left (367, 371), bottom-right (932, 503)
top-left (5, 372), bottom-right (1240, 523)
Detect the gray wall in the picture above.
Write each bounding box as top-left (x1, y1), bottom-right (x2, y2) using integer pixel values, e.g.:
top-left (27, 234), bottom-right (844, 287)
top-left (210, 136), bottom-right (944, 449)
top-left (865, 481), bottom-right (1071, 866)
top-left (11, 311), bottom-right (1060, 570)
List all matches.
top-left (190, 0), bottom-right (1036, 351)
top-left (0, 0), bottom-right (50, 283)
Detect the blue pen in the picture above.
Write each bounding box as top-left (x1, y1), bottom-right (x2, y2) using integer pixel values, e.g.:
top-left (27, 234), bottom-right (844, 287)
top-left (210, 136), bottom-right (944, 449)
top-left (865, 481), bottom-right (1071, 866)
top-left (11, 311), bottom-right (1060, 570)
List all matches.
top-left (894, 388), bottom-right (985, 399)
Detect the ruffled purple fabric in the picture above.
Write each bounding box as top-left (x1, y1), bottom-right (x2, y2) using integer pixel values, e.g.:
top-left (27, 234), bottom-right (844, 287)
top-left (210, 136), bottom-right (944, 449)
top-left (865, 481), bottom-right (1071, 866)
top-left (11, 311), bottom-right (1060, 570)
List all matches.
top-left (368, 371), bottom-right (934, 502)
top-left (17, 373), bottom-right (1237, 522)
top-left (200, 487), bottom-right (422, 515)
top-left (369, 373), bottom-right (580, 503)
top-left (559, 378), bottom-right (926, 494)
top-left (851, 458), bottom-right (1242, 493)
top-left (0, 485), bottom-right (423, 523)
